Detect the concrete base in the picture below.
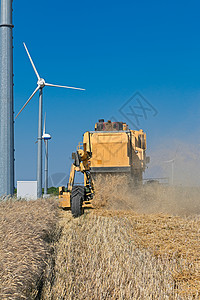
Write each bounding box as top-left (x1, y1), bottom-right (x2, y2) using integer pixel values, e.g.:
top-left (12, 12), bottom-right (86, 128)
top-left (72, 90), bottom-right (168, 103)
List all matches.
top-left (43, 194), bottom-right (50, 198)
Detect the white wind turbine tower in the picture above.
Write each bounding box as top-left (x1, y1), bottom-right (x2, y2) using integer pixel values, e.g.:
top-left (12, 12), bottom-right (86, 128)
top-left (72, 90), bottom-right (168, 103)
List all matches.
top-left (42, 113), bottom-right (51, 196)
top-left (16, 43), bottom-right (85, 198)
top-left (163, 145), bottom-right (180, 186)
top-left (164, 158), bottom-right (175, 185)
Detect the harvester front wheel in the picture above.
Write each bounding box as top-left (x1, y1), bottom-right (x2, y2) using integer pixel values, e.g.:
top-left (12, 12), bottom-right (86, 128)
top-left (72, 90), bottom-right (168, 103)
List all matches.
top-left (71, 186), bottom-right (84, 217)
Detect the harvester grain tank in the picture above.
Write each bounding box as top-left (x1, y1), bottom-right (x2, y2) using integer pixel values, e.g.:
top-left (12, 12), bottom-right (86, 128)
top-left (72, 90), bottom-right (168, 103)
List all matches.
top-left (84, 119), bottom-right (148, 182)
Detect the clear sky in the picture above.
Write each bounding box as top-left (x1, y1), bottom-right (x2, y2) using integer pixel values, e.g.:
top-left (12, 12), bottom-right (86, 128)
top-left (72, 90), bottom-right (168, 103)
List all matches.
top-left (10, 0), bottom-right (200, 186)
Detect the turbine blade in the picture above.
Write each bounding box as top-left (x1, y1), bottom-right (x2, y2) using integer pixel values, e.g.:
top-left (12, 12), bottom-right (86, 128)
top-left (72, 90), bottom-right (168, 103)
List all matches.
top-left (45, 82), bottom-right (85, 91)
top-left (164, 159), bottom-right (175, 163)
top-left (43, 112), bottom-right (46, 136)
top-left (23, 42), bottom-right (41, 80)
top-left (15, 86), bottom-right (40, 119)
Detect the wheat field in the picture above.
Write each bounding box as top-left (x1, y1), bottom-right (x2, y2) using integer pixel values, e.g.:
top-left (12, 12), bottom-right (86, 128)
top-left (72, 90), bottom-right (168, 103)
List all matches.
top-left (40, 210), bottom-right (200, 299)
top-left (0, 177), bottom-right (200, 299)
top-left (41, 176), bottom-right (200, 299)
top-left (0, 198), bottom-right (58, 299)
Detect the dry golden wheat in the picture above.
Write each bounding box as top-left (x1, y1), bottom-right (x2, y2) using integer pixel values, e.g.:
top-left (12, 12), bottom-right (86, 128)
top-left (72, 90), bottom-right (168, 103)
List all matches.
top-left (41, 210), bottom-right (200, 299)
top-left (0, 198), bottom-right (58, 300)
top-left (1, 176), bottom-right (200, 299)
top-left (41, 176), bottom-right (200, 299)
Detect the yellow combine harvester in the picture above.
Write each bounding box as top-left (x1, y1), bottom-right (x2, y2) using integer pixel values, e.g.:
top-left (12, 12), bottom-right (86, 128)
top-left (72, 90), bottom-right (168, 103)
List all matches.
top-left (59, 119), bottom-right (149, 217)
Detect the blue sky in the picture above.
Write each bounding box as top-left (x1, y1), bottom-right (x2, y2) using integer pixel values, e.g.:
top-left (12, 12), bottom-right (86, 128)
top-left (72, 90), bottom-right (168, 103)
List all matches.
top-left (11, 0), bottom-right (200, 185)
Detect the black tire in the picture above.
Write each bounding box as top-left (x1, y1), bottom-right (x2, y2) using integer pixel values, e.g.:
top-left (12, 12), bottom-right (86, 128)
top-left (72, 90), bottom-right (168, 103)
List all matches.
top-left (71, 185), bottom-right (85, 217)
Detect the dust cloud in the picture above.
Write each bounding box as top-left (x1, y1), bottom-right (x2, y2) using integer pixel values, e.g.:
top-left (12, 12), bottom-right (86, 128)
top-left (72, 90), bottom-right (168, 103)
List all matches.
top-left (145, 138), bottom-right (200, 186)
top-left (93, 174), bottom-right (200, 216)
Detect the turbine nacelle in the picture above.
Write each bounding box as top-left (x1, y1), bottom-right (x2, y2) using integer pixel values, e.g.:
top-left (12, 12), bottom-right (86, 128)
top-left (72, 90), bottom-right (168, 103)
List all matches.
top-left (43, 113), bottom-right (51, 140)
top-left (37, 78), bottom-right (45, 88)
top-left (42, 133), bottom-right (51, 140)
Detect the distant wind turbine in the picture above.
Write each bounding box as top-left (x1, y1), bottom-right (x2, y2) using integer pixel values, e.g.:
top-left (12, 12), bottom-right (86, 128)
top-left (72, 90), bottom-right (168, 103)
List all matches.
top-left (164, 158), bottom-right (175, 185)
top-left (163, 145), bottom-right (180, 186)
top-left (15, 43), bottom-right (85, 198)
top-left (42, 113), bottom-right (51, 196)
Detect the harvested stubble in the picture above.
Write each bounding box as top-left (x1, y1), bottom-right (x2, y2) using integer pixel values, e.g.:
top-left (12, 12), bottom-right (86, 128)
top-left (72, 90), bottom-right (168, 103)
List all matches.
top-left (0, 198), bottom-right (58, 300)
top-left (41, 175), bottom-right (200, 299)
top-left (41, 210), bottom-right (200, 299)
top-left (42, 212), bottom-right (176, 299)
top-left (94, 210), bottom-right (200, 298)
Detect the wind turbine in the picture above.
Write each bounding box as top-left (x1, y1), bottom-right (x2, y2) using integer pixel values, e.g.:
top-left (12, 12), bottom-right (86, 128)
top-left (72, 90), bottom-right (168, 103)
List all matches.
top-left (42, 113), bottom-right (51, 196)
top-left (164, 158), bottom-right (175, 185)
top-left (163, 145), bottom-right (180, 186)
top-left (15, 43), bottom-right (85, 198)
